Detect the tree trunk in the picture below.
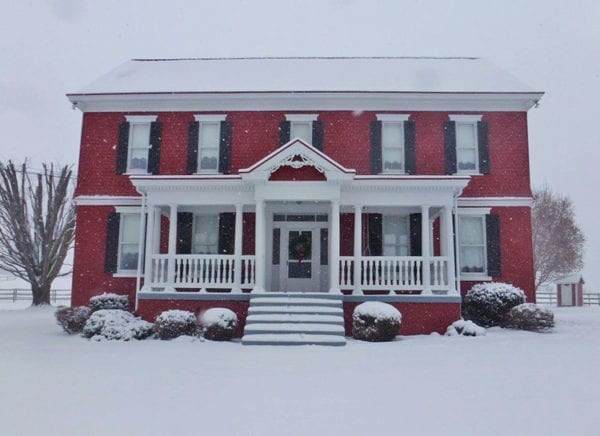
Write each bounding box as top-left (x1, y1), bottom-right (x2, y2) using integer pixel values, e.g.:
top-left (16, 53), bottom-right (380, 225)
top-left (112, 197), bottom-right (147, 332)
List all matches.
top-left (31, 283), bottom-right (51, 306)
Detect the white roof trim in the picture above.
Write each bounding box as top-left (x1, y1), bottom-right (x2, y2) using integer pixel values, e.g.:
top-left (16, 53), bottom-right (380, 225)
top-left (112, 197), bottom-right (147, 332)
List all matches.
top-left (457, 196), bottom-right (534, 207)
top-left (377, 114), bottom-right (410, 122)
top-left (125, 115), bottom-right (157, 123)
top-left (449, 114), bottom-right (482, 122)
top-left (194, 114), bottom-right (227, 122)
top-left (285, 114), bottom-right (319, 122)
top-left (74, 195), bottom-right (142, 206)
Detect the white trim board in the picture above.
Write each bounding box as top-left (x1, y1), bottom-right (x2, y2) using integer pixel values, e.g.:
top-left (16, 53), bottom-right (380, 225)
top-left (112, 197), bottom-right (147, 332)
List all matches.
top-left (457, 197), bottom-right (534, 207)
top-left (74, 195), bottom-right (142, 206)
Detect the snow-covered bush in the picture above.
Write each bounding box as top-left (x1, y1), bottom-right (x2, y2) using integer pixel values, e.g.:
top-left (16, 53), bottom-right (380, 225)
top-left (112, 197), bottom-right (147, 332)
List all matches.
top-left (154, 310), bottom-right (198, 340)
top-left (55, 306), bottom-right (91, 334)
top-left (82, 309), bottom-right (154, 341)
top-left (462, 282), bottom-right (526, 327)
top-left (505, 303), bottom-right (555, 332)
top-left (352, 302), bottom-right (402, 342)
top-left (89, 293), bottom-right (130, 312)
top-left (199, 308), bottom-right (238, 341)
top-left (446, 319), bottom-right (486, 337)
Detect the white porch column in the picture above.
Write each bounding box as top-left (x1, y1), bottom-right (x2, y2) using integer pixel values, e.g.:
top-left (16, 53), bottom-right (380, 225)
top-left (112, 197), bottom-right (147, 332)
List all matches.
top-left (165, 204), bottom-right (178, 292)
top-left (442, 205), bottom-right (457, 294)
top-left (152, 207), bottom-right (162, 254)
top-left (232, 204), bottom-right (244, 292)
top-left (329, 199), bottom-right (341, 293)
top-left (353, 204), bottom-right (362, 294)
top-left (142, 204), bottom-right (156, 292)
top-left (421, 205), bottom-right (432, 295)
top-left (253, 199), bottom-right (266, 293)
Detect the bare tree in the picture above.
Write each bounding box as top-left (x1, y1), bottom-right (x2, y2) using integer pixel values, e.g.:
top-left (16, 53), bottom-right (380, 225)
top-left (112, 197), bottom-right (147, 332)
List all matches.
top-left (0, 161), bottom-right (75, 305)
top-left (532, 186), bottom-right (585, 290)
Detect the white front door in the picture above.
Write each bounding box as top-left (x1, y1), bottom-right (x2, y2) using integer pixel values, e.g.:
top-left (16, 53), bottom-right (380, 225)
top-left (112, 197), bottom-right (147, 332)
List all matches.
top-left (280, 226), bottom-right (321, 292)
top-left (561, 284), bottom-right (573, 306)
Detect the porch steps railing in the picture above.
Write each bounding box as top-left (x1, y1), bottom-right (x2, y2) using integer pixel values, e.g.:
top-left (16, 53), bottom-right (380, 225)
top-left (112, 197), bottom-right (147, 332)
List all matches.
top-left (242, 293), bottom-right (346, 346)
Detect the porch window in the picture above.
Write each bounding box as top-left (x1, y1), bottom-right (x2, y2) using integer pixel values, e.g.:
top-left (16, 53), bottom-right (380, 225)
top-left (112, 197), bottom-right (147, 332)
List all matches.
top-left (290, 121), bottom-right (312, 143)
top-left (458, 216), bottom-right (486, 273)
top-left (127, 122), bottom-right (151, 173)
top-left (456, 122), bottom-right (479, 172)
top-left (197, 122), bottom-right (221, 172)
top-left (192, 214), bottom-right (219, 254)
top-left (117, 214), bottom-right (141, 272)
top-left (383, 215), bottom-right (410, 256)
top-left (382, 122), bottom-right (405, 172)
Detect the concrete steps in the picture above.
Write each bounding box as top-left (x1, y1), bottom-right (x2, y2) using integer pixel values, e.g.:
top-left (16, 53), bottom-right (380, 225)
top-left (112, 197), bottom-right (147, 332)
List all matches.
top-left (242, 293), bottom-right (346, 346)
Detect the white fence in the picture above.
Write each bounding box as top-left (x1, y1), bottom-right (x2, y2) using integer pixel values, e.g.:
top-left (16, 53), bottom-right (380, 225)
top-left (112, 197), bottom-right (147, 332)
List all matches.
top-left (536, 291), bottom-right (600, 306)
top-left (0, 289), bottom-right (71, 303)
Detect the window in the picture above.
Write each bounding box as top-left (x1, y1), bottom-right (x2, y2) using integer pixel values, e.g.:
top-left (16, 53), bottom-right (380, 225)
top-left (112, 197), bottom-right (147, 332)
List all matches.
top-left (458, 216), bottom-right (486, 274)
top-left (127, 122), bottom-right (151, 173)
top-left (455, 121), bottom-right (478, 172)
top-left (198, 122), bottom-right (221, 172)
top-left (118, 214), bottom-right (141, 272)
top-left (192, 215), bottom-right (219, 254)
top-left (383, 215), bottom-right (410, 256)
top-left (290, 121), bottom-right (312, 143)
top-left (382, 122), bottom-right (405, 172)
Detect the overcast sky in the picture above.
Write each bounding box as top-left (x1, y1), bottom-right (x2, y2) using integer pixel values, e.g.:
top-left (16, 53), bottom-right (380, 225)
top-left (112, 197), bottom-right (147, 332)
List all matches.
top-left (0, 0), bottom-right (598, 290)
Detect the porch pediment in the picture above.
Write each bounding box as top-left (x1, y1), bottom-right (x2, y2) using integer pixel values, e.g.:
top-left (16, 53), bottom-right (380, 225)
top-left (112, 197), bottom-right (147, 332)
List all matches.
top-left (239, 138), bottom-right (356, 182)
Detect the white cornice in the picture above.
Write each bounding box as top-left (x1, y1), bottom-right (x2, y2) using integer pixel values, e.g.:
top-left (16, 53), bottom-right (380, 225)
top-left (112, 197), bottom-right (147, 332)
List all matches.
top-left (457, 196), bottom-right (534, 207)
top-left (68, 92), bottom-right (544, 113)
top-left (74, 195), bottom-right (141, 206)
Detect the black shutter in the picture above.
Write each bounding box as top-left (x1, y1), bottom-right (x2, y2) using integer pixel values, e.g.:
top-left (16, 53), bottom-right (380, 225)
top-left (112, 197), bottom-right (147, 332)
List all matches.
top-left (409, 213), bottom-right (422, 256)
top-left (219, 121), bottom-right (232, 174)
top-left (116, 122), bottom-right (129, 174)
top-left (367, 213), bottom-right (382, 256)
top-left (218, 213), bottom-right (235, 254)
top-left (279, 121), bottom-right (291, 146)
top-left (176, 213), bottom-right (193, 254)
top-left (478, 121), bottom-right (490, 174)
top-left (148, 122), bottom-right (162, 175)
top-left (486, 214), bottom-right (501, 276)
top-left (370, 120), bottom-right (382, 174)
top-left (444, 121), bottom-right (457, 175)
top-left (187, 121), bottom-right (199, 175)
top-left (404, 120), bottom-right (416, 175)
top-left (312, 120), bottom-right (324, 151)
top-left (104, 212), bottom-right (120, 273)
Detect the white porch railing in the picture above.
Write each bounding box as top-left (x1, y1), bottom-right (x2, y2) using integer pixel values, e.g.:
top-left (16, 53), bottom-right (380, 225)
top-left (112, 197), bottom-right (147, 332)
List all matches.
top-left (339, 256), bottom-right (450, 293)
top-left (150, 254), bottom-right (256, 290)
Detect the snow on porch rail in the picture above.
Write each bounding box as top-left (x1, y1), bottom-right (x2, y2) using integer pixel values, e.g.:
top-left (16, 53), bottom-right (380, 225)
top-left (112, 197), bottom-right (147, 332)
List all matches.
top-left (151, 254), bottom-right (255, 289)
top-left (339, 256), bottom-right (450, 293)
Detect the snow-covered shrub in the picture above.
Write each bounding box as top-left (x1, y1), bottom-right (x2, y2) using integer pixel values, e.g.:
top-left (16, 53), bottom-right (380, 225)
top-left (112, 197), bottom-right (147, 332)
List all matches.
top-left (445, 319), bottom-right (486, 337)
top-left (505, 303), bottom-right (555, 332)
top-left (352, 302), bottom-right (402, 342)
top-left (154, 310), bottom-right (198, 340)
top-left (199, 308), bottom-right (238, 341)
top-left (55, 306), bottom-right (91, 334)
top-left (462, 282), bottom-right (526, 327)
top-left (82, 309), bottom-right (154, 341)
top-left (89, 293), bottom-right (130, 312)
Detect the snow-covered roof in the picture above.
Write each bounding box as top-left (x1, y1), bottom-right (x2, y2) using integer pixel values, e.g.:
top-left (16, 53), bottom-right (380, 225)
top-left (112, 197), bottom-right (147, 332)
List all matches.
top-left (70, 57), bottom-right (539, 95)
top-left (556, 273), bottom-right (584, 284)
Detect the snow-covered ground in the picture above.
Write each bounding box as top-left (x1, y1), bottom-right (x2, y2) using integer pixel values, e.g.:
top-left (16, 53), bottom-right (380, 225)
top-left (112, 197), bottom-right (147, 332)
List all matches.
top-left (1, 304), bottom-right (599, 436)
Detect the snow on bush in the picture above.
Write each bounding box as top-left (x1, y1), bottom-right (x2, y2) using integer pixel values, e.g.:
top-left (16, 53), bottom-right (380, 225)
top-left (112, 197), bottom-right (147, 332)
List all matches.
top-left (446, 319), bottom-right (486, 337)
top-left (352, 302), bottom-right (402, 342)
top-left (462, 282), bottom-right (526, 327)
top-left (506, 303), bottom-right (555, 332)
top-left (82, 309), bottom-right (154, 341)
top-left (154, 310), bottom-right (198, 340)
top-left (89, 293), bottom-right (130, 312)
top-left (55, 306), bottom-right (91, 334)
top-left (199, 308), bottom-right (238, 341)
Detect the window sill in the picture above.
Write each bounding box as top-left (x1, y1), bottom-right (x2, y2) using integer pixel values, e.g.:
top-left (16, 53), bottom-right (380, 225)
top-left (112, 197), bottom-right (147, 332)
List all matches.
top-left (455, 171), bottom-right (483, 176)
top-left (124, 171), bottom-right (149, 176)
top-left (382, 171), bottom-right (407, 175)
top-left (113, 272), bottom-right (138, 278)
top-left (460, 274), bottom-right (492, 282)
top-left (194, 171), bottom-right (221, 175)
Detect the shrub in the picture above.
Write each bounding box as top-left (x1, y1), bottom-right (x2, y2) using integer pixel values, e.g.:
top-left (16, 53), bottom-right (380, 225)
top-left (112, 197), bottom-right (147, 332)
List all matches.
top-left (55, 306), bottom-right (91, 334)
top-left (462, 282), bottom-right (526, 327)
top-left (89, 293), bottom-right (130, 312)
top-left (352, 302), bottom-right (402, 342)
top-left (154, 310), bottom-right (198, 340)
top-left (446, 319), bottom-right (486, 337)
top-left (199, 308), bottom-right (238, 341)
top-left (82, 309), bottom-right (154, 341)
top-left (506, 303), bottom-right (555, 332)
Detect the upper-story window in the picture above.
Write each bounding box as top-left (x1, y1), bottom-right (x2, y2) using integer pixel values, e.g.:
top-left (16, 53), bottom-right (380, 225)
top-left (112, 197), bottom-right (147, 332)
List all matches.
top-left (448, 114), bottom-right (485, 175)
top-left (285, 114), bottom-right (319, 144)
top-left (124, 115), bottom-right (157, 174)
top-left (383, 215), bottom-right (410, 256)
top-left (192, 214), bottom-right (219, 254)
top-left (376, 114), bottom-right (412, 174)
top-left (194, 115), bottom-right (227, 173)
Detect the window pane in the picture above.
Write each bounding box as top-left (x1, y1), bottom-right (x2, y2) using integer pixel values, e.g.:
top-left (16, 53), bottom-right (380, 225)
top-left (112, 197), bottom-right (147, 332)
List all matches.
top-left (456, 123), bottom-right (476, 149)
top-left (457, 148), bottom-right (477, 170)
top-left (382, 123), bottom-right (403, 148)
top-left (118, 214), bottom-right (140, 271)
top-left (200, 122), bottom-right (220, 147)
top-left (459, 217), bottom-right (484, 245)
top-left (383, 148), bottom-right (404, 171)
top-left (460, 246), bottom-right (485, 273)
top-left (383, 216), bottom-right (409, 256)
top-left (121, 215), bottom-right (140, 244)
top-left (288, 231), bottom-right (312, 261)
top-left (130, 123), bottom-right (150, 149)
top-left (119, 244), bottom-right (139, 270)
top-left (193, 215), bottom-right (219, 254)
top-left (291, 122), bottom-right (312, 143)
top-left (128, 147), bottom-right (148, 171)
top-left (199, 147), bottom-right (218, 170)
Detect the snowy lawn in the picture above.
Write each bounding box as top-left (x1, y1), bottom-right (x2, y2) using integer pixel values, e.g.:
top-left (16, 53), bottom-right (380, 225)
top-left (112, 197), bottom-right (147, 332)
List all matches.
top-left (1, 305), bottom-right (599, 436)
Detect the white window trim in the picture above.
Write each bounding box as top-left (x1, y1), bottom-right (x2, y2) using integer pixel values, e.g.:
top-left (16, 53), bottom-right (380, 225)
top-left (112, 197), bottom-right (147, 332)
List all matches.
top-left (285, 114), bottom-right (318, 122)
top-left (117, 212), bottom-right (141, 275)
top-left (449, 114), bottom-right (482, 122)
top-left (381, 120), bottom-right (406, 174)
top-left (192, 213), bottom-right (220, 254)
top-left (125, 115), bottom-right (157, 123)
top-left (457, 213), bottom-right (490, 281)
top-left (196, 120), bottom-right (222, 174)
top-left (194, 114), bottom-right (227, 122)
top-left (376, 114), bottom-right (410, 122)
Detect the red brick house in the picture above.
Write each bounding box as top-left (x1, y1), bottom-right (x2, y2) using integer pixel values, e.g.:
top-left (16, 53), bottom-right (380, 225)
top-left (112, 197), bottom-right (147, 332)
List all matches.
top-left (67, 57), bottom-right (542, 344)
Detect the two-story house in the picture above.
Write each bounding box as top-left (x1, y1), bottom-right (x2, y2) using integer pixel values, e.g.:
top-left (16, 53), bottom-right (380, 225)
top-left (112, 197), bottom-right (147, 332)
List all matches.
top-left (67, 57), bottom-right (543, 341)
